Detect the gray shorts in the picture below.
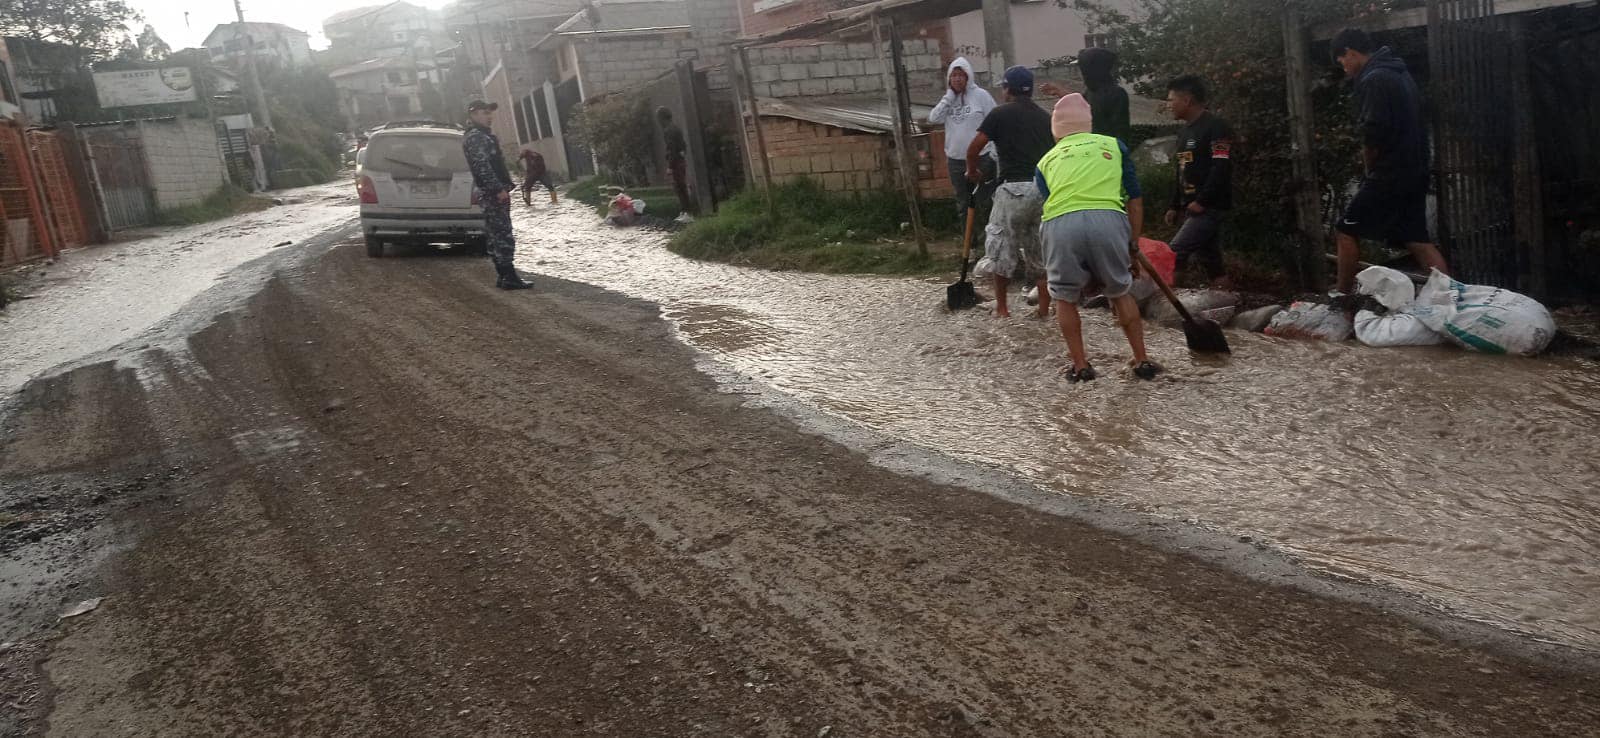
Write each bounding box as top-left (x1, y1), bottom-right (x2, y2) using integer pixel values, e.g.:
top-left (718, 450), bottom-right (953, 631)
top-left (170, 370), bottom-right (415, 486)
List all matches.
top-left (1041, 209), bottom-right (1134, 303)
top-left (973, 181), bottom-right (1045, 281)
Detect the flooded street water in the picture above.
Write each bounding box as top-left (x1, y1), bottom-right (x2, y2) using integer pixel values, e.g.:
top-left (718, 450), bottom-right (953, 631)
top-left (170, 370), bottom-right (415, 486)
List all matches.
top-left (515, 202), bottom-right (1600, 651)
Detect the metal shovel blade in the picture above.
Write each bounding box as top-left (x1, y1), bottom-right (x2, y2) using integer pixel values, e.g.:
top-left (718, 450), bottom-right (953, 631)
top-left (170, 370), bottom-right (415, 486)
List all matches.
top-left (947, 280), bottom-right (979, 311)
top-left (1182, 316), bottom-right (1231, 354)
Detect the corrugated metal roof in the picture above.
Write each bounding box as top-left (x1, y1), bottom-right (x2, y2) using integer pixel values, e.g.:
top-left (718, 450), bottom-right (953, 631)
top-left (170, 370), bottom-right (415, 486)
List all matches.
top-left (738, 0), bottom-right (981, 46)
top-left (755, 95), bottom-right (933, 134)
top-left (756, 88), bottom-right (1170, 132)
top-left (550, 0), bottom-right (689, 35)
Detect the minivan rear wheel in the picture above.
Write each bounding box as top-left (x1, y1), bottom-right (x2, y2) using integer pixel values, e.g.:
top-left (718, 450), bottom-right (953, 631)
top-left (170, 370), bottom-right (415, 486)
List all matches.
top-left (365, 236), bottom-right (384, 258)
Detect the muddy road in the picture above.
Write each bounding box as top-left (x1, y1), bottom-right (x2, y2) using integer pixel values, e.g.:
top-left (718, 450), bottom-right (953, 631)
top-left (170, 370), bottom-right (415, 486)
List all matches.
top-left (3, 219), bottom-right (1599, 735)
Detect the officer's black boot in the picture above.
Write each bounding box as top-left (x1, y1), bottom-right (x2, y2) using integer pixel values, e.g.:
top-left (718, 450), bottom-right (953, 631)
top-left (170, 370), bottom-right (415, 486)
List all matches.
top-left (496, 262), bottom-right (532, 290)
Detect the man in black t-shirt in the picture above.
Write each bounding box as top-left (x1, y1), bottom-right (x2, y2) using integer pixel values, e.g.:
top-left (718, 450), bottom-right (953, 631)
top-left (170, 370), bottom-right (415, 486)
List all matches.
top-left (964, 66), bottom-right (1055, 318)
top-left (1164, 75), bottom-right (1234, 287)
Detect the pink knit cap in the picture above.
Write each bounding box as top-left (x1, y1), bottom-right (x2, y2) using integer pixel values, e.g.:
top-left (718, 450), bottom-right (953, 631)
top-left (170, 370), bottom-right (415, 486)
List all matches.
top-left (1051, 93), bottom-right (1093, 139)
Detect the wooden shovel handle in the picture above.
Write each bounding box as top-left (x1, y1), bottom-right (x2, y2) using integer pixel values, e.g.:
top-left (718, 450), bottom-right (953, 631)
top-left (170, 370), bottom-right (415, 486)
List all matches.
top-left (1132, 247), bottom-right (1199, 324)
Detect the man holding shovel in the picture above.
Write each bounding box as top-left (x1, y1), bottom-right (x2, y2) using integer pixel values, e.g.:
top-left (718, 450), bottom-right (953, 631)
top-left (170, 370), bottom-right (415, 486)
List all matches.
top-left (966, 66), bottom-right (1055, 319)
top-left (1035, 94), bottom-right (1159, 382)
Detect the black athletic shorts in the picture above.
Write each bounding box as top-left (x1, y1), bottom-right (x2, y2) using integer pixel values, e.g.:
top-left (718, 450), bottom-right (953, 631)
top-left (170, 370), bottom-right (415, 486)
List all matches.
top-left (1337, 175), bottom-right (1431, 246)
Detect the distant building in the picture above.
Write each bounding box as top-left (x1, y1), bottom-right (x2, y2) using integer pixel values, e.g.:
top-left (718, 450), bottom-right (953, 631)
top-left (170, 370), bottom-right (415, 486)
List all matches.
top-left (203, 22), bottom-right (314, 70)
top-left (948, 0), bottom-right (1138, 74)
top-left (330, 56), bottom-right (446, 129)
top-left (2, 37), bottom-right (83, 123)
top-left (517, 0), bottom-right (697, 178)
top-left (323, 1), bottom-right (447, 61)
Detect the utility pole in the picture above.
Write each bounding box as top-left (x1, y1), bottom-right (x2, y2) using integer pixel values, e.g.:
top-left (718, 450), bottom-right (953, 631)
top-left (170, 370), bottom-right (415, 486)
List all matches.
top-left (981, 0), bottom-right (1014, 78)
top-left (233, 0), bottom-right (274, 130)
top-left (472, 11), bottom-right (490, 94)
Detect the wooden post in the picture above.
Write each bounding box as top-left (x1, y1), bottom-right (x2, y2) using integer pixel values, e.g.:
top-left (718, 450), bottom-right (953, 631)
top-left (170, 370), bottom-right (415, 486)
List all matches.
top-left (675, 60), bottom-right (715, 216)
top-left (1281, 2), bottom-right (1325, 289)
top-left (1507, 15), bottom-right (1545, 297)
top-left (875, 16), bottom-right (928, 258)
top-left (736, 45), bottom-right (775, 217)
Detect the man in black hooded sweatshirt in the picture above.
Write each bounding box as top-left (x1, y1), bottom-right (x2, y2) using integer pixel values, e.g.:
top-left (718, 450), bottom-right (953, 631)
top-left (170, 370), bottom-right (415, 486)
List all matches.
top-left (1040, 48), bottom-right (1129, 145)
top-left (1330, 28), bottom-right (1449, 299)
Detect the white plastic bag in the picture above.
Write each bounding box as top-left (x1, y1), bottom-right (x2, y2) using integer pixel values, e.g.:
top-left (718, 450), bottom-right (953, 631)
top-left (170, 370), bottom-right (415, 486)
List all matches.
top-left (1411, 270), bottom-right (1555, 356)
top-left (1355, 266), bottom-right (1417, 311)
top-left (1354, 310), bottom-right (1444, 347)
top-left (1264, 301), bottom-right (1353, 342)
top-left (1352, 266), bottom-right (1444, 347)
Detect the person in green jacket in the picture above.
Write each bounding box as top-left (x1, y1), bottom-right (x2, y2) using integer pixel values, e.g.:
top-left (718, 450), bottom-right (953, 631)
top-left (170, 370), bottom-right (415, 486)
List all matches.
top-left (1034, 94), bottom-right (1158, 382)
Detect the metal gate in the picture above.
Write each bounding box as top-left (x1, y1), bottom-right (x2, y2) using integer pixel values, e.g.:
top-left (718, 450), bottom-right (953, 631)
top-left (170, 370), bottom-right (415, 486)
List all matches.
top-left (83, 128), bottom-right (154, 231)
top-left (556, 78), bottom-right (595, 179)
top-left (0, 121), bottom-right (56, 266)
top-left (27, 130), bottom-right (89, 250)
top-left (1428, 0), bottom-right (1517, 285)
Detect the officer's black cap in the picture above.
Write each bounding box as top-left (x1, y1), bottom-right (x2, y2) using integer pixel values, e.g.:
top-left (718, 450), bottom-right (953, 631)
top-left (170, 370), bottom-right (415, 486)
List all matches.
top-left (466, 100), bottom-right (498, 112)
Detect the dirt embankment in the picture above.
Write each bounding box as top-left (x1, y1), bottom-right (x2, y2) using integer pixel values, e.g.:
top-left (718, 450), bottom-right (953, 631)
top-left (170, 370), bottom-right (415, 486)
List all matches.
top-left (2, 238), bottom-right (1597, 736)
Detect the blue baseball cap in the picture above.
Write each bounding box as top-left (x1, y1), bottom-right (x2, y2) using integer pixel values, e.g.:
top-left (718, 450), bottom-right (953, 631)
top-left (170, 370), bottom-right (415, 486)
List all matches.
top-left (1001, 66), bottom-right (1034, 95)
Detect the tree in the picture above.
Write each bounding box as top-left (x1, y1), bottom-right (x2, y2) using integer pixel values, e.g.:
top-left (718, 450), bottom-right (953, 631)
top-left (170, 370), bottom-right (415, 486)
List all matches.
top-left (568, 96), bottom-right (655, 187)
top-left (0, 0), bottom-right (142, 60)
top-left (120, 24), bottom-right (170, 62)
top-left (1069, 0), bottom-right (1380, 267)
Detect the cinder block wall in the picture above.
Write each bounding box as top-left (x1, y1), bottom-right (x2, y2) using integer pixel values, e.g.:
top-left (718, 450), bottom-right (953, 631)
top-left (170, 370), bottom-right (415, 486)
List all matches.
top-left (748, 117), bottom-right (950, 199)
top-left (579, 33), bottom-right (701, 99)
top-left (746, 40), bottom-right (944, 99)
top-left (137, 118), bottom-right (229, 210)
top-left (756, 117), bottom-right (891, 193)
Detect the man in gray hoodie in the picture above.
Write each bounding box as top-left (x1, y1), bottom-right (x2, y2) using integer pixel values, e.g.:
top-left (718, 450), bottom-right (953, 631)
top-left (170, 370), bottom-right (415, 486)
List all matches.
top-left (928, 57), bottom-right (997, 217)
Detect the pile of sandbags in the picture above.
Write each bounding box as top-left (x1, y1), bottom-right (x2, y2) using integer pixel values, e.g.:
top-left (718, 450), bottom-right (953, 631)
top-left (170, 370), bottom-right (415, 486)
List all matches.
top-left (1268, 266), bottom-right (1557, 356)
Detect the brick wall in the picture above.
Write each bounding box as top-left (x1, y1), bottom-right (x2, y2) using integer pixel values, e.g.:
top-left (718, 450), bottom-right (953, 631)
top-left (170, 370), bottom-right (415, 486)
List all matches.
top-left (576, 32), bottom-right (700, 99)
top-left (747, 116), bottom-right (946, 199)
top-left (745, 39), bottom-right (943, 99)
top-left (136, 118), bottom-right (228, 210)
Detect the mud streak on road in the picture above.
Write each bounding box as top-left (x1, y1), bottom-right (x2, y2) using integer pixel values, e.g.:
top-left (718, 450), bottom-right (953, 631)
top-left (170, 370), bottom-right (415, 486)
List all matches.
top-left (1, 237), bottom-right (1597, 736)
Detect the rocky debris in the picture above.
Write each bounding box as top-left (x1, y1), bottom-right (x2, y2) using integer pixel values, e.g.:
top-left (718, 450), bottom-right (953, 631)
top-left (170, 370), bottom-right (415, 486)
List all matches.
top-left (1143, 289), bottom-right (1239, 328)
top-left (59, 597), bottom-right (103, 619)
top-left (1230, 305), bottom-right (1284, 333)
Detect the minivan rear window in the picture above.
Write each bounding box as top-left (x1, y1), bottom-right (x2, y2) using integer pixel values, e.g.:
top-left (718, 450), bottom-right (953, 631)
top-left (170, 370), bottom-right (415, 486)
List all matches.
top-left (365, 134), bottom-right (468, 178)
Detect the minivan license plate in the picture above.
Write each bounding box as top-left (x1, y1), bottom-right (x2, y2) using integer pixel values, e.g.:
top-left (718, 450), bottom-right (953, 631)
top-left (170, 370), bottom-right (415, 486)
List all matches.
top-left (410, 182), bottom-right (442, 197)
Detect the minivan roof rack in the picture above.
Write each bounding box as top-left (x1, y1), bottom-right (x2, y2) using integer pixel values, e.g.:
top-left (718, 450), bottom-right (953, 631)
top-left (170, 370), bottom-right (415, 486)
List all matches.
top-left (369, 120), bottom-right (462, 133)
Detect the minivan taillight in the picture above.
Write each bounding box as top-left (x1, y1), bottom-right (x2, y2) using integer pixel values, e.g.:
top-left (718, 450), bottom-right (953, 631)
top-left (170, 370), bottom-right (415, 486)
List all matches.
top-left (357, 175), bottom-right (378, 204)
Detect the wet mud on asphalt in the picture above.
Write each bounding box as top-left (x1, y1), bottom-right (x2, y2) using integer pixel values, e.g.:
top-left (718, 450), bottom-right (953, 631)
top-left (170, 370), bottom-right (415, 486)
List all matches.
top-left (0, 199), bottom-right (1598, 735)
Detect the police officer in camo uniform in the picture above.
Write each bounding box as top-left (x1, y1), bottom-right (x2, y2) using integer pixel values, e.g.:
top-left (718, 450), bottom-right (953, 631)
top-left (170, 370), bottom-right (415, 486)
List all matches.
top-left (462, 100), bottom-right (532, 290)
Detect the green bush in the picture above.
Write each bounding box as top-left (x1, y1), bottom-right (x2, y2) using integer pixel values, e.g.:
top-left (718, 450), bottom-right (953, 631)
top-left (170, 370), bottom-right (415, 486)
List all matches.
top-left (567, 97), bottom-right (655, 187)
top-left (1071, 0), bottom-right (1375, 286)
top-left (669, 178), bottom-right (964, 273)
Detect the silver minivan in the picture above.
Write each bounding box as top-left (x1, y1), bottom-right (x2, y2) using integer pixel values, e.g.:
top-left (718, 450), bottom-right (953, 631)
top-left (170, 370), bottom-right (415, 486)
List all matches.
top-left (356, 125), bottom-right (485, 257)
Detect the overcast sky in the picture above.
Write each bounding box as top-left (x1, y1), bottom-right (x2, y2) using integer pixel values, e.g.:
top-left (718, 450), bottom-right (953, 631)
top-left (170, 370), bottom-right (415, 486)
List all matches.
top-left (128, 0), bottom-right (454, 52)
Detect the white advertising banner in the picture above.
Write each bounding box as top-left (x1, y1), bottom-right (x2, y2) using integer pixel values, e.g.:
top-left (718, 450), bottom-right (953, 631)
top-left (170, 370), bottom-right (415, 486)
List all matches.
top-left (93, 68), bottom-right (198, 108)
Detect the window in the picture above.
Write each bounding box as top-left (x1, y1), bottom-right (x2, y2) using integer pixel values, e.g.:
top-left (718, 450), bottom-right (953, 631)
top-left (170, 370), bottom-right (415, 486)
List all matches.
top-left (532, 91), bottom-right (553, 138)
top-left (513, 96), bottom-right (532, 143)
top-left (1083, 33), bottom-right (1118, 50)
top-left (387, 71), bottom-right (404, 84)
top-left (363, 133), bottom-right (468, 175)
top-left (0, 60), bottom-right (15, 105)
top-left (388, 95), bottom-right (412, 115)
top-left (393, 31), bottom-right (408, 42)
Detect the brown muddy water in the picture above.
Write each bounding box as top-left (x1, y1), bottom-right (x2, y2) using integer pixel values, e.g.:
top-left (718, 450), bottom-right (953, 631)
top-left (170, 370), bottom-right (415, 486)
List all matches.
top-left (515, 203), bottom-right (1600, 651)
